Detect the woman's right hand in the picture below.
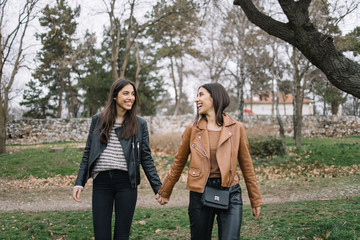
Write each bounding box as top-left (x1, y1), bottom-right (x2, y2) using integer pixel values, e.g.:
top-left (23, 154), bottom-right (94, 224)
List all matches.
top-left (156, 194), bottom-right (169, 205)
top-left (72, 187), bottom-right (82, 202)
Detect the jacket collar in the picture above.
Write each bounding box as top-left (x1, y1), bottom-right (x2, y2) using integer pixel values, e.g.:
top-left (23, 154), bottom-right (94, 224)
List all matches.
top-left (196, 113), bottom-right (236, 130)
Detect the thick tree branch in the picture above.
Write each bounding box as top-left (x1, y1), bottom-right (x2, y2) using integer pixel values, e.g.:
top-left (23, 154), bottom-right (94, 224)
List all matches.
top-left (233, 0), bottom-right (360, 98)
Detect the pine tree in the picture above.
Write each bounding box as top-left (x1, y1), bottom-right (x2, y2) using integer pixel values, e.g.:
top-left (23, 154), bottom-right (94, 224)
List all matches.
top-left (25, 0), bottom-right (80, 118)
top-left (20, 80), bottom-right (56, 118)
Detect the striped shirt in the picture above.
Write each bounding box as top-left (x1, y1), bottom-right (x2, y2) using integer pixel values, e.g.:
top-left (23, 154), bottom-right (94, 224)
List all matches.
top-left (91, 120), bottom-right (128, 178)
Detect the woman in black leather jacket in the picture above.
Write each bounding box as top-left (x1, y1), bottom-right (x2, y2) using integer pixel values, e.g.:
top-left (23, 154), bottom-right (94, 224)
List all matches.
top-left (73, 78), bottom-right (162, 240)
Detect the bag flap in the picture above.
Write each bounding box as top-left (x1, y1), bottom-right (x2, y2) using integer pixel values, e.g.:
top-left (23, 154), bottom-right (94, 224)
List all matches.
top-left (203, 187), bottom-right (229, 206)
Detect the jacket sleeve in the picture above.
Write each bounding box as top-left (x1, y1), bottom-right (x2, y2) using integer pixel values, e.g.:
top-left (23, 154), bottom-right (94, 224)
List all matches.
top-left (74, 115), bottom-right (98, 187)
top-left (158, 124), bottom-right (192, 199)
top-left (237, 123), bottom-right (263, 207)
top-left (139, 120), bottom-right (162, 194)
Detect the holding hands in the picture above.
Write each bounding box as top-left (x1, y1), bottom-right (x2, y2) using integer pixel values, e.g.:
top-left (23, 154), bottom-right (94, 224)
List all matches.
top-left (156, 194), bottom-right (169, 205)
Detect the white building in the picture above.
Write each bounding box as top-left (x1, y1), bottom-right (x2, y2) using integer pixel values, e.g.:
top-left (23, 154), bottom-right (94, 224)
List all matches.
top-left (244, 93), bottom-right (314, 115)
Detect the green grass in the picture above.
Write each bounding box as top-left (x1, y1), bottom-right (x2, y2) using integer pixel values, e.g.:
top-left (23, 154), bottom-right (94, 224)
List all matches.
top-left (0, 196), bottom-right (358, 239)
top-left (0, 145), bottom-right (83, 179)
top-left (253, 136), bottom-right (360, 168)
top-left (0, 136), bottom-right (359, 180)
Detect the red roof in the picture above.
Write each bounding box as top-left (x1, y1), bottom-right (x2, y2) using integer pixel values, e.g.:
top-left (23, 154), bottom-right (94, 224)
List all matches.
top-left (244, 92), bottom-right (313, 104)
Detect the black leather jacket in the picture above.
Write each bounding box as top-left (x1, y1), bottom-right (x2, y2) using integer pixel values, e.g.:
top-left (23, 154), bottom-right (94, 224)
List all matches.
top-left (74, 114), bottom-right (162, 194)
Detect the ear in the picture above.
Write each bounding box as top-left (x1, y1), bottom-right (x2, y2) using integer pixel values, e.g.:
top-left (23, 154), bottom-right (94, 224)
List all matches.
top-left (113, 97), bottom-right (116, 101)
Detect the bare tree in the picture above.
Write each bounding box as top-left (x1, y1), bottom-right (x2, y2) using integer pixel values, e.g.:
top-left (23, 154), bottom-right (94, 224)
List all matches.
top-left (104, 0), bottom-right (174, 81)
top-left (0, 0), bottom-right (39, 154)
top-left (103, 0), bottom-right (126, 81)
top-left (288, 46), bottom-right (311, 146)
top-left (233, 0), bottom-right (360, 98)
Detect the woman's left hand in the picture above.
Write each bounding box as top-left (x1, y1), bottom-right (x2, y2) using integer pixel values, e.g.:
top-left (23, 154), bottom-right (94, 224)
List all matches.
top-left (252, 206), bottom-right (261, 220)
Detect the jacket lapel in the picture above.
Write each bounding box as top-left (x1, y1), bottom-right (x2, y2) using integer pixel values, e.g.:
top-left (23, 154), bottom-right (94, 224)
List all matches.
top-left (217, 113), bottom-right (236, 147)
top-left (195, 118), bottom-right (210, 159)
top-left (115, 127), bottom-right (132, 166)
top-left (217, 126), bottom-right (231, 148)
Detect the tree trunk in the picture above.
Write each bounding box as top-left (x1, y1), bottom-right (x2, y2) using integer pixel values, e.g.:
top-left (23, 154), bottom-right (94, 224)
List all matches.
top-left (134, 42), bottom-right (141, 89)
top-left (67, 79), bottom-right (77, 118)
top-left (237, 61), bottom-right (245, 122)
top-left (57, 77), bottom-right (64, 118)
top-left (275, 89), bottom-right (285, 138)
top-left (120, 0), bottom-right (135, 78)
top-left (170, 57), bottom-right (179, 116)
top-left (271, 80), bottom-right (275, 116)
top-left (175, 56), bottom-right (184, 115)
top-left (233, 0), bottom-right (360, 98)
top-left (291, 47), bottom-right (308, 147)
top-left (331, 102), bottom-right (339, 115)
top-left (295, 78), bottom-right (303, 147)
top-left (108, 0), bottom-right (120, 81)
top-left (0, 105), bottom-right (6, 154)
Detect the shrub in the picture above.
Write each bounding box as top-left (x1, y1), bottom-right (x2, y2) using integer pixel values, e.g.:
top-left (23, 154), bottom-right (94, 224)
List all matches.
top-left (249, 137), bottom-right (286, 157)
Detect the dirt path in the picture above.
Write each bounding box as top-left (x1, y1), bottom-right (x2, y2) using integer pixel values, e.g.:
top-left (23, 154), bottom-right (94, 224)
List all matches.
top-left (1, 175), bottom-right (359, 212)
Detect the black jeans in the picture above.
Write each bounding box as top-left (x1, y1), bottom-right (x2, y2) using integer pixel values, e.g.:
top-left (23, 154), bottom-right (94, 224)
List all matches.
top-left (188, 178), bottom-right (243, 240)
top-left (92, 170), bottom-right (137, 240)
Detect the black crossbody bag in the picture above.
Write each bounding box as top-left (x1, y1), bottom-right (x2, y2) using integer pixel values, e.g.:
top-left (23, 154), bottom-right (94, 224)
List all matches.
top-left (201, 186), bottom-right (230, 210)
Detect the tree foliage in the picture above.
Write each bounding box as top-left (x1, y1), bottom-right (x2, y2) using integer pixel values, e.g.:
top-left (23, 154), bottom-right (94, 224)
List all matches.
top-left (25, 0), bottom-right (80, 118)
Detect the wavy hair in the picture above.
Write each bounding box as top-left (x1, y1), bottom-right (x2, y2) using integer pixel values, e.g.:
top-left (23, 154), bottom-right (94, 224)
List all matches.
top-left (99, 78), bottom-right (138, 142)
top-left (195, 83), bottom-right (230, 126)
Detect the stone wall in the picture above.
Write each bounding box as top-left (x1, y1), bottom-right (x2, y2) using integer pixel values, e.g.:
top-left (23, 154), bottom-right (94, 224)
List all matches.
top-left (6, 115), bottom-right (360, 145)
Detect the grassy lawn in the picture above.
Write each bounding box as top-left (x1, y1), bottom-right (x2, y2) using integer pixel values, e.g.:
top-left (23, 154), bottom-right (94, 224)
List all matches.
top-left (0, 144), bottom-right (83, 179)
top-left (252, 136), bottom-right (360, 169)
top-left (1, 136), bottom-right (359, 180)
top-left (0, 196), bottom-right (358, 239)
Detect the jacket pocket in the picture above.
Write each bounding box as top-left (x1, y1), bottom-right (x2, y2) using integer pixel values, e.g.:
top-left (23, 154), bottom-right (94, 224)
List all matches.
top-left (188, 167), bottom-right (201, 178)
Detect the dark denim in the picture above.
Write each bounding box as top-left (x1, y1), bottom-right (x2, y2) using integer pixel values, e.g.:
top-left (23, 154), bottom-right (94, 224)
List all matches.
top-left (92, 170), bottom-right (137, 240)
top-left (188, 178), bottom-right (243, 240)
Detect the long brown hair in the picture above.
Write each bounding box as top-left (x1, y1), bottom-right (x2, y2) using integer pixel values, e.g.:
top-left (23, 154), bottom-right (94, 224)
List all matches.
top-left (99, 78), bottom-right (138, 142)
top-left (195, 83), bottom-right (230, 126)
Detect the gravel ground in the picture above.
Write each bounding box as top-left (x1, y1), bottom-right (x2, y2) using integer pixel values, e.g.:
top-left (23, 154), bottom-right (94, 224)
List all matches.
top-left (0, 175), bottom-right (359, 212)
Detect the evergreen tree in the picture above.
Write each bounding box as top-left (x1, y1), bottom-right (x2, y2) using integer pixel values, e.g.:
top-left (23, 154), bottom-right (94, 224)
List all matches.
top-left (24, 0), bottom-right (80, 118)
top-left (20, 80), bottom-right (56, 118)
top-left (77, 31), bottom-right (112, 117)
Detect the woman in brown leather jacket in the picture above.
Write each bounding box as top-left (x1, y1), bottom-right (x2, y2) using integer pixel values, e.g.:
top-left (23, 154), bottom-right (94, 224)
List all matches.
top-left (157, 83), bottom-right (262, 240)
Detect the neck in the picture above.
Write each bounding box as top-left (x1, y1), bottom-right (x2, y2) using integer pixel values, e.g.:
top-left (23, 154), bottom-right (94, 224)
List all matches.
top-left (205, 112), bottom-right (217, 125)
top-left (205, 110), bottom-right (221, 130)
top-left (116, 107), bottom-right (126, 120)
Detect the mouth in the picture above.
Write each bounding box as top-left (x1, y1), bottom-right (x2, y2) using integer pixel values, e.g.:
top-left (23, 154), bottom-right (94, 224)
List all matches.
top-left (197, 103), bottom-right (203, 111)
top-left (124, 101), bottom-right (133, 107)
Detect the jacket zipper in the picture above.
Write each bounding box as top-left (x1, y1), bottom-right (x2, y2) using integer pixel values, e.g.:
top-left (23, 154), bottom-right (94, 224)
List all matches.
top-left (132, 140), bottom-right (136, 188)
top-left (228, 134), bottom-right (233, 187)
top-left (159, 178), bottom-right (168, 195)
top-left (192, 143), bottom-right (207, 158)
top-left (196, 136), bottom-right (211, 192)
top-left (137, 142), bottom-right (140, 162)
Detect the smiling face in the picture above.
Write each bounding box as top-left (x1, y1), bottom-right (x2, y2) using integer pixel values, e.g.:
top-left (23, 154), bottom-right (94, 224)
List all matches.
top-left (195, 87), bottom-right (214, 115)
top-left (114, 84), bottom-right (135, 112)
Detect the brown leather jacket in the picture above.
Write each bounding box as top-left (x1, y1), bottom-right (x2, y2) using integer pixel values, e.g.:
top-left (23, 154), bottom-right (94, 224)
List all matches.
top-left (158, 113), bottom-right (263, 207)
